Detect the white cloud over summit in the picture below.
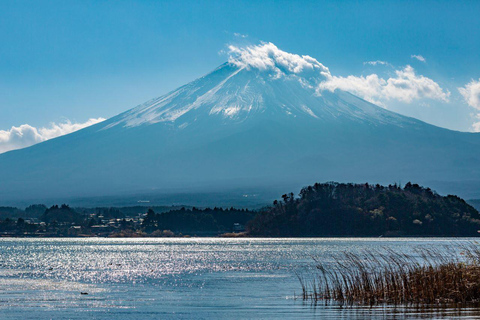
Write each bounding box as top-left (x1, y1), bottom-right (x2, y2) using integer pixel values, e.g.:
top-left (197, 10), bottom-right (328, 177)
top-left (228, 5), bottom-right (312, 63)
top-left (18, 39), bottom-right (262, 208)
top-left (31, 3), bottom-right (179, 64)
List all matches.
top-left (228, 42), bottom-right (331, 79)
top-left (227, 43), bottom-right (449, 107)
top-left (0, 118), bottom-right (105, 154)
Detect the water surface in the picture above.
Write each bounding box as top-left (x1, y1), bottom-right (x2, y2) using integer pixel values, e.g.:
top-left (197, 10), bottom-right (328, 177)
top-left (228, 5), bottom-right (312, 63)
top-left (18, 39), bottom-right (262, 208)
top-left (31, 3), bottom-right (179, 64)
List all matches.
top-left (1, 238), bottom-right (479, 319)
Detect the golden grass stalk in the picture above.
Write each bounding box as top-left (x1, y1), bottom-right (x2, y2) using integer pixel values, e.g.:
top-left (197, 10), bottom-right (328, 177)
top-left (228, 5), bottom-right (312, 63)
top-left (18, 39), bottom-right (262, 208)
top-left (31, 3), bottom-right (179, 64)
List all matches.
top-left (300, 243), bottom-right (480, 306)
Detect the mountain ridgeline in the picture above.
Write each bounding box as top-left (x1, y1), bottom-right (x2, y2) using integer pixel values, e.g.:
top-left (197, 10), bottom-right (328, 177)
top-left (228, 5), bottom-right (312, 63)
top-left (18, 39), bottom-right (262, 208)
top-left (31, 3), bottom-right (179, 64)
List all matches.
top-left (0, 44), bottom-right (480, 206)
top-left (247, 182), bottom-right (480, 237)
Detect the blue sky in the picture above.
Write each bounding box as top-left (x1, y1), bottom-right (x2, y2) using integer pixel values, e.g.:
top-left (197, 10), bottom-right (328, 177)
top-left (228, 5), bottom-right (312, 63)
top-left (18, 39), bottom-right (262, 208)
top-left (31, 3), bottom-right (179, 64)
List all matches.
top-left (1, 0), bottom-right (480, 137)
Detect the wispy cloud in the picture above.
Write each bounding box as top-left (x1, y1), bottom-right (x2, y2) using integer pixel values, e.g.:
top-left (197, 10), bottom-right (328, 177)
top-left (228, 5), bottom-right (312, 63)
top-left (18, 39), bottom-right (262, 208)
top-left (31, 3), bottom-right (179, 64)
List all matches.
top-left (411, 55), bottom-right (426, 62)
top-left (0, 118), bottom-right (105, 154)
top-left (458, 79), bottom-right (480, 131)
top-left (233, 33), bottom-right (248, 38)
top-left (318, 73), bottom-right (386, 106)
top-left (363, 60), bottom-right (392, 67)
top-left (318, 65), bottom-right (450, 105)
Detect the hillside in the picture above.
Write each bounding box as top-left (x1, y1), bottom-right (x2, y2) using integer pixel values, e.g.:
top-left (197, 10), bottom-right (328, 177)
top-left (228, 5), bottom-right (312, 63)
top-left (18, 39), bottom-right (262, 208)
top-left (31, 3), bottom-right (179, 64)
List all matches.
top-left (1, 43), bottom-right (480, 206)
top-left (248, 182), bottom-right (480, 236)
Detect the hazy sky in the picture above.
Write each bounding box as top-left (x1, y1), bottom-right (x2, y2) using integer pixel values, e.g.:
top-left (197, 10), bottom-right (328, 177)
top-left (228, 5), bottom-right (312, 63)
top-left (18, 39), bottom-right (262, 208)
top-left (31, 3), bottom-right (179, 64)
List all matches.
top-left (1, 0), bottom-right (480, 135)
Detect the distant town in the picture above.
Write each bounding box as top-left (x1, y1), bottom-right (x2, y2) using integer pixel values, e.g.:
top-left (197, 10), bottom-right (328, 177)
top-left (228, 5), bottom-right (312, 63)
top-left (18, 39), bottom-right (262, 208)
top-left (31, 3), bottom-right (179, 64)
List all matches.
top-left (0, 204), bottom-right (253, 237)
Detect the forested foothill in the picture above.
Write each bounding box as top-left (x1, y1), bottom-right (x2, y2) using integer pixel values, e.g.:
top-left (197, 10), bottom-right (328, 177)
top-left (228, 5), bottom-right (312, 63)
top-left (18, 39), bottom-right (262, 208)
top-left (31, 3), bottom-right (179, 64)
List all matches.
top-left (1, 182), bottom-right (479, 237)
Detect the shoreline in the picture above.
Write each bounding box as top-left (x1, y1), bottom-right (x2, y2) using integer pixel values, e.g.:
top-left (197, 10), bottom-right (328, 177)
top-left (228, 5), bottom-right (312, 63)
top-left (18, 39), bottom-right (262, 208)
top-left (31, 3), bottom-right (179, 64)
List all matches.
top-left (1, 234), bottom-right (479, 239)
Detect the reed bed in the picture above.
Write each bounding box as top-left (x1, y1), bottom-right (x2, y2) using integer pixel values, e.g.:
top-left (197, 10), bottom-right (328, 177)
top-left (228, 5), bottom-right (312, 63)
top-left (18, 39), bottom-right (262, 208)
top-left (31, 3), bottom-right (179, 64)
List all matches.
top-left (299, 244), bottom-right (480, 306)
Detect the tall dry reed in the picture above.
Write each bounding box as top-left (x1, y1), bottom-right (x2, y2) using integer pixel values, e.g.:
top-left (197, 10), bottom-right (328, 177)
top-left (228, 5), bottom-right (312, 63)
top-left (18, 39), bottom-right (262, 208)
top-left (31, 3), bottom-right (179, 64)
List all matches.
top-left (299, 243), bottom-right (480, 306)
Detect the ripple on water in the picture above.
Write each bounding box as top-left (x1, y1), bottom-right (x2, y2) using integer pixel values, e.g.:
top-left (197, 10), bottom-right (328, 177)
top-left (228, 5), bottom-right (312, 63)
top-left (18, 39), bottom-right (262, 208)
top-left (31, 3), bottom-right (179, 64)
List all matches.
top-left (1, 238), bottom-right (479, 319)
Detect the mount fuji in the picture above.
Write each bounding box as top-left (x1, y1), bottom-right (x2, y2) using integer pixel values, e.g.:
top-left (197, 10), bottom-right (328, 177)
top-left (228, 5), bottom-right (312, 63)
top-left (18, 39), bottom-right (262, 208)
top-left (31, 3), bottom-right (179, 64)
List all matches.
top-left (1, 43), bottom-right (480, 206)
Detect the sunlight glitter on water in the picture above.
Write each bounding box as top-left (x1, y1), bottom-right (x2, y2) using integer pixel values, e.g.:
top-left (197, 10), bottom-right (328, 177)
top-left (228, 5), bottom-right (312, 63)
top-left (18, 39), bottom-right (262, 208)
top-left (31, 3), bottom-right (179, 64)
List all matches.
top-left (1, 238), bottom-right (480, 319)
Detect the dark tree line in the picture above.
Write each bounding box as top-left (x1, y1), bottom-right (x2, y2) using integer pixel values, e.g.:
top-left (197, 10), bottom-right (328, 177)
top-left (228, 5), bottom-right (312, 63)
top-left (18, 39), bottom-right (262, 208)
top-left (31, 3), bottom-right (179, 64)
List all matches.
top-left (247, 182), bottom-right (480, 236)
top-left (141, 207), bottom-right (254, 233)
top-left (41, 204), bottom-right (84, 224)
top-left (1, 182), bottom-right (479, 237)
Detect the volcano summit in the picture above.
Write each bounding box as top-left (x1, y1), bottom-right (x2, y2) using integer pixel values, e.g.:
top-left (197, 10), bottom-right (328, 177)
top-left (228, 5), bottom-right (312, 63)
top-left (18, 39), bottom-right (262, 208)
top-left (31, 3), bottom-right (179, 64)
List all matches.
top-left (1, 43), bottom-right (479, 205)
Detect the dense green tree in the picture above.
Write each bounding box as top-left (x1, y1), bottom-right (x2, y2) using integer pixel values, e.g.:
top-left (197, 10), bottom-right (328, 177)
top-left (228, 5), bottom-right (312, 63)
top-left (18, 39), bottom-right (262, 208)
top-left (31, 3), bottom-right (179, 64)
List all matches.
top-left (41, 204), bottom-right (83, 224)
top-left (141, 207), bottom-right (254, 233)
top-left (248, 182), bottom-right (480, 237)
top-left (25, 204), bottom-right (47, 218)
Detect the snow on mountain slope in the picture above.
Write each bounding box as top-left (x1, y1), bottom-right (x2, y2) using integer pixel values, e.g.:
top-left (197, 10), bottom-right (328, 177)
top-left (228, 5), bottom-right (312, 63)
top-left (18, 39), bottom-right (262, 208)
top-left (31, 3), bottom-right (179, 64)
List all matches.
top-left (102, 43), bottom-right (417, 130)
top-left (0, 43), bottom-right (479, 205)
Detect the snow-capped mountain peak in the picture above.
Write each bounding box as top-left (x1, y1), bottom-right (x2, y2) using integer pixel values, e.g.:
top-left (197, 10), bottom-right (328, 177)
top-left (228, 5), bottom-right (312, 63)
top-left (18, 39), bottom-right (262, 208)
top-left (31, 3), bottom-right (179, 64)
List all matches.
top-left (102, 43), bottom-right (412, 130)
top-left (1, 44), bottom-right (480, 205)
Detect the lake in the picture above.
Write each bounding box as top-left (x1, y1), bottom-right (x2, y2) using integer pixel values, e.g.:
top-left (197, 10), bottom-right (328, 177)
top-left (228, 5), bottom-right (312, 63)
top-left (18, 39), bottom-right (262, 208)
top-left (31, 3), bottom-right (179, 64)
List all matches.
top-left (1, 238), bottom-right (479, 319)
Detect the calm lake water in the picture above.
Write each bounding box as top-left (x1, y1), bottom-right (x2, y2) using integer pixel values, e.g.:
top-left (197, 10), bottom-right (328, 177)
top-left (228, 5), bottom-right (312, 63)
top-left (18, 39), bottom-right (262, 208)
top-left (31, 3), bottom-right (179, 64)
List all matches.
top-left (1, 238), bottom-right (479, 319)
